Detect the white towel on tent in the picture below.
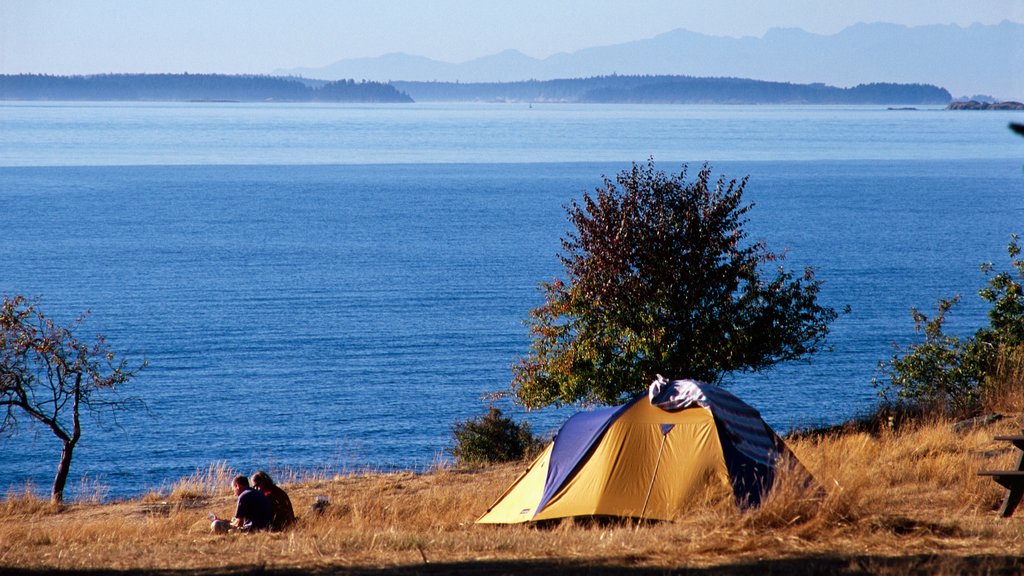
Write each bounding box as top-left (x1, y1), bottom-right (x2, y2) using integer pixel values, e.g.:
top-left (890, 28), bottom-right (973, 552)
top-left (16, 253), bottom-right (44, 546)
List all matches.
top-left (648, 374), bottom-right (708, 410)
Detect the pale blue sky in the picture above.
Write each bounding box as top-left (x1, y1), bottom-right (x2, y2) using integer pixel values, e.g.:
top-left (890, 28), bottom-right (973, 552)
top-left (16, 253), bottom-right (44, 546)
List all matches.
top-left (1, 0), bottom-right (1021, 75)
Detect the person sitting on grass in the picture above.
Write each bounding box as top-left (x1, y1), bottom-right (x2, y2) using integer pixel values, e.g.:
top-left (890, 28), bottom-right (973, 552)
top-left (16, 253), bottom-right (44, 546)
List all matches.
top-left (251, 470), bottom-right (296, 531)
top-left (211, 474), bottom-right (273, 533)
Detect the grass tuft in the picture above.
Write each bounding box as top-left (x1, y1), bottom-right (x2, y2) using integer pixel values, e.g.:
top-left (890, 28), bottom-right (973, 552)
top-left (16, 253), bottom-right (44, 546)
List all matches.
top-left (0, 484), bottom-right (53, 517)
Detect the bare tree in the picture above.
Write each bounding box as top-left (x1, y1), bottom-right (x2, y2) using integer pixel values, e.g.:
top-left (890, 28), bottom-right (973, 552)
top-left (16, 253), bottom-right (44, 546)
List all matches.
top-left (0, 295), bottom-right (145, 504)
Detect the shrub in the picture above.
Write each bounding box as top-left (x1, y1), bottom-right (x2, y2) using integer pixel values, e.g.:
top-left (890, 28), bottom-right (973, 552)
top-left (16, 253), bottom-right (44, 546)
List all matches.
top-left (874, 296), bottom-right (991, 416)
top-left (449, 407), bottom-right (541, 466)
top-left (875, 235), bottom-right (1024, 417)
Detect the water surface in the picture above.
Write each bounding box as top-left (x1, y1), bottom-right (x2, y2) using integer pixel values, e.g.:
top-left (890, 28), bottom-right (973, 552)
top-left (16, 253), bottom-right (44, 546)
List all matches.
top-left (1, 102), bottom-right (1021, 500)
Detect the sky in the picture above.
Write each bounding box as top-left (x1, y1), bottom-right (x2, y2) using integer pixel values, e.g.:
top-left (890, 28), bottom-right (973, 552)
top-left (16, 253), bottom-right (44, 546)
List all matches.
top-left (1, 0), bottom-right (1022, 75)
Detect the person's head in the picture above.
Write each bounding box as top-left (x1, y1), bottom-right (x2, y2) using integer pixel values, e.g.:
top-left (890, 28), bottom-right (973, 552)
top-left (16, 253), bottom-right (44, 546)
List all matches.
top-left (232, 474), bottom-right (250, 495)
top-left (251, 470), bottom-right (275, 489)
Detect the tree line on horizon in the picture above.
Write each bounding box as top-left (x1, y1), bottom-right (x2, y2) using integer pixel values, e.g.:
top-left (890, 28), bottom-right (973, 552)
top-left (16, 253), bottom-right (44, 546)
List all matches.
top-left (0, 73), bottom-right (413, 103)
top-left (394, 75), bottom-right (953, 104)
top-left (0, 72), bottom-right (952, 105)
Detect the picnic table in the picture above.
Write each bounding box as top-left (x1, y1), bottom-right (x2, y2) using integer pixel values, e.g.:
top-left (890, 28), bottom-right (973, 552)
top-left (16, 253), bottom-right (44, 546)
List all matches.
top-left (978, 433), bottom-right (1024, 517)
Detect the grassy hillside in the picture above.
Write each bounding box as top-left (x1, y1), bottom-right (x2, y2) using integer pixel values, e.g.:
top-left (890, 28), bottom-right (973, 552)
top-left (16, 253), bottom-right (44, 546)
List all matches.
top-left (4, 408), bottom-right (1024, 575)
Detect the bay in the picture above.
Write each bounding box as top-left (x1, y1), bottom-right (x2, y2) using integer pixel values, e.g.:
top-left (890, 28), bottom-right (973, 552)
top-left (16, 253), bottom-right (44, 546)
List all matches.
top-left (3, 101), bottom-right (1021, 166)
top-left (0, 102), bottom-right (1022, 501)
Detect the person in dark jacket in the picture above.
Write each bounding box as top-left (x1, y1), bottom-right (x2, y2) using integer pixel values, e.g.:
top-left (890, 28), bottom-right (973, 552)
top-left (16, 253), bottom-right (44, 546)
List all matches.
top-left (230, 474), bottom-right (273, 531)
top-left (251, 470), bottom-right (295, 531)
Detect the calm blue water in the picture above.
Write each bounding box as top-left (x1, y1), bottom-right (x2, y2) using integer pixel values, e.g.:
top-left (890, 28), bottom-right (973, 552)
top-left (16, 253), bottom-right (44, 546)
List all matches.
top-left (1, 102), bottom-right (1022, 501)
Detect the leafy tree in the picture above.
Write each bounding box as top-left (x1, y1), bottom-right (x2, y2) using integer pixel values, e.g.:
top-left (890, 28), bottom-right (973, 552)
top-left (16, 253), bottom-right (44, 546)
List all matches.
top-left (0, 295), bottom-right (145, 504)
top-left (875, 234), bottom-right (1024, 415)
top-left (511, 160), bottom-right (838, 408)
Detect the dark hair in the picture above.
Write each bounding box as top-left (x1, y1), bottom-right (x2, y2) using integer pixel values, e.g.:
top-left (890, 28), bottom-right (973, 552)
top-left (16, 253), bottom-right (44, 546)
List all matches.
top-left (251, 470), bottom-right (275, 488)
top-left (233, 474), bottom-right (250, 489)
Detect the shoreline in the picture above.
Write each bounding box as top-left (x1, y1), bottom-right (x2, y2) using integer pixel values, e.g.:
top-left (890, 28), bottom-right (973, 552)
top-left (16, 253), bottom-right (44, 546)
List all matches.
top-left (3, 411), bottom-right (1023, 574)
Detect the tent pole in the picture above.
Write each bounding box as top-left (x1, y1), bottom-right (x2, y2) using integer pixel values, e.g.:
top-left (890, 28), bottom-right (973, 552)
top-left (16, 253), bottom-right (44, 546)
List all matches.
top-left (638, 433), bottom-right (668, 524)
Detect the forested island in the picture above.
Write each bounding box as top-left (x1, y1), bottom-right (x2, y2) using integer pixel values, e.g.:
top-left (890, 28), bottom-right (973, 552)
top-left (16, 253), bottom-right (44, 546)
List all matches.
top-left (0, 73), bottom-right (952, 105)
top-left (393, 75), bottom-right (952, 104)
top-left (0, 74), bottom-right (413, 103)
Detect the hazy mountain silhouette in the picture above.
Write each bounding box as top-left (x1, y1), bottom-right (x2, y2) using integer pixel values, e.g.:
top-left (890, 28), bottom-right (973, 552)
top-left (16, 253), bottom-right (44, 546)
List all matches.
top-left (277, 21), bottom-right (1023, 100)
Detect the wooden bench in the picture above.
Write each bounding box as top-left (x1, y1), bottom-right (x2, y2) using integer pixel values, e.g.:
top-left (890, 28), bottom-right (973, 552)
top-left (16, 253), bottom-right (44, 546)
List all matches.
top-left (978, 434), bottom-right (1024, 517)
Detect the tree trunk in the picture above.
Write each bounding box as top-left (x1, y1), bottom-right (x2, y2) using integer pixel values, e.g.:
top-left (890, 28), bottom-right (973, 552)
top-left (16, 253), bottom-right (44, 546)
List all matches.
top-left (52, 439), bottom-right (75, 505)
top-left (51, 373), bottom-right (83, 506)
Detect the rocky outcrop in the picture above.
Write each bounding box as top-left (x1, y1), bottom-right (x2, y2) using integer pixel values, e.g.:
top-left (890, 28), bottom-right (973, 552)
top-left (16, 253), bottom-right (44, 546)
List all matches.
top-left (947, 100), bottom-right (1024, 110)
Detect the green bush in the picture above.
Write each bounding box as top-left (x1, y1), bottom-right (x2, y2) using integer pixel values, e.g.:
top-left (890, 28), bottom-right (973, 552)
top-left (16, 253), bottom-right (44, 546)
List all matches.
top-left (874, 295), bottom-right (991, 416)
top-left (449, 407), bottom-right (541, 466)
top-left (875, 234), bottom-right (1023, 416)
top-left (978, 235), bottom-right (1024, 347)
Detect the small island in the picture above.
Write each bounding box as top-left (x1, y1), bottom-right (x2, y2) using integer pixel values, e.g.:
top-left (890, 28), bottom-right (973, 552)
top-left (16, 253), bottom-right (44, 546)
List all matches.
top-left (947, 100), bottom-right (1024, 110)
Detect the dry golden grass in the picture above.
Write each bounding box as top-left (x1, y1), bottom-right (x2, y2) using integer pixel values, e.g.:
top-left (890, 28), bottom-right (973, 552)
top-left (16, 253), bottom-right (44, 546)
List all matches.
top-left (984, 345), bottom-right (1024, 415)
top-left (4, 355), bottom-right (1024, 575)
top-left (4, 419), bottom-right (1024, 575)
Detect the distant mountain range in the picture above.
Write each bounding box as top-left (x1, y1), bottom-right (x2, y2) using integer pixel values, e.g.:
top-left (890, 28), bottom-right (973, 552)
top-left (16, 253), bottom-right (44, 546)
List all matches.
top-left (277, 21), bottom-right (1023, 100)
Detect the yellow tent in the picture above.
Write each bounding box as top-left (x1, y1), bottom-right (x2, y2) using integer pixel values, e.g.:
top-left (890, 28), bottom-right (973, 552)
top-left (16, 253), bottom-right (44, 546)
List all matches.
top-left (478, 377), bottom-right (795, 524)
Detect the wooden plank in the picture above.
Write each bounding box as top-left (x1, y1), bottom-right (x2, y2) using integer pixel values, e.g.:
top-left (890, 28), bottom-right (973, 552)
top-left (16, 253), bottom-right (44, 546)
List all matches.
top-left (987, 476), bottom-right (1024, 490)
top-left (977, 472), bottom-right (1024, 491)
top-left (979, 471), bottom-right (1024, 516)
top-left (998, 486), bottom-right (1024, 517)
top-left (981, 434), bottom-right (1024, 517)
top-left (989, 436), bottom-right (1024, 467)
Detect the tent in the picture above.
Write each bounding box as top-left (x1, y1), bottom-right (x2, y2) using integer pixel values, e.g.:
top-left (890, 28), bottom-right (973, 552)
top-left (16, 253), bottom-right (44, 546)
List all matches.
top-left (477, 376), bottom-right (800, 524)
